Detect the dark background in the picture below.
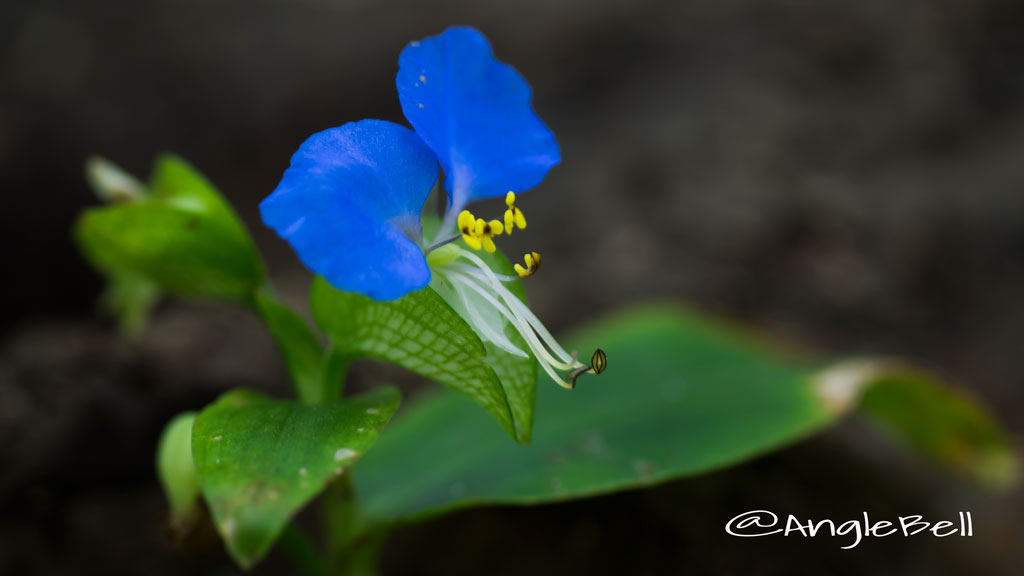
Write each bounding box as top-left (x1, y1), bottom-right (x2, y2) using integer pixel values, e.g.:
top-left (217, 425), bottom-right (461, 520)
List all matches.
top-left (1, 0), bottom-right (1022, 574)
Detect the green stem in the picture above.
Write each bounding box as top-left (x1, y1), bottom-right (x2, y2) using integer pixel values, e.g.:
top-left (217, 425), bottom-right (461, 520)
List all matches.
top-left (322, 346), bottom-right (355, 400)
top-left (322, 474), bottom-right (386, 576)
top-left (253, 283), bottom-right (331, 404)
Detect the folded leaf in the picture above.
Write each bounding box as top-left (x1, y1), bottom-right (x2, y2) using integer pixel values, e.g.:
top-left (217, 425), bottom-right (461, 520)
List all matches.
top-left (75, 155), bottom-right (264, 307)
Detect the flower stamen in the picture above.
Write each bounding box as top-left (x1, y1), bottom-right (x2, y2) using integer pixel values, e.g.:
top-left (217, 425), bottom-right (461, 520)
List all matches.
top-left (434, 246), bottom-right (608, 390)
top-left (504, 191), bottom-right (527, 234)
top-left (431, 197), bottom-right (604, 390)
top-left (567, 349), bottom-right (607, 388)
top-left (473, 218), bottom-right (504, 253)
top-left (514, 252), bottom-right (541, 277)
top-left (457, 210), bottom-right (482, 251)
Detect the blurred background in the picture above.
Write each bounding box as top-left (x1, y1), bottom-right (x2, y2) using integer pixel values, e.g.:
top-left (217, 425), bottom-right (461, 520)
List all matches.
top-left (1, 0), bottom-right (1022, 574)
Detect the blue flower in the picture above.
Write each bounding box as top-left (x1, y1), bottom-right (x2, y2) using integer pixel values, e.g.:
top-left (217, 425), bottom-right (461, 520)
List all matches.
top-left (397, 27), bottom-right (561, 213)
top-left (261, 27), bottom-right (602, 388)
top-left (260, 120), bottom-right (438, 300)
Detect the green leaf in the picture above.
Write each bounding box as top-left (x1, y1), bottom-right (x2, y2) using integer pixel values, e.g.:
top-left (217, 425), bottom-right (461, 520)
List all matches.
top-left (156, 412), bottom-right (200, 525)
top-left (148, 154), bottom-right (251, 242)
top-left (823, 360), bottom-right (1018, 488)
top-left (191, 387), bottom-right (401, 569)
top-left (310, 276), bottom-right (521, 442)
top-left (352, 305), bottom-right (1016, 525)
top-left (75, 155), bottom-right (264, 306)
top-left (255, 288), bottom-right (328, 403)
top-left (76, 201), bottom-right (264, 303)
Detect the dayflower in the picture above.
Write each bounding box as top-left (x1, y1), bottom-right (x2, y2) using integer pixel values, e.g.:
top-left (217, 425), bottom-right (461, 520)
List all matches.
top-left (260, 27), bottom-right (604, 389)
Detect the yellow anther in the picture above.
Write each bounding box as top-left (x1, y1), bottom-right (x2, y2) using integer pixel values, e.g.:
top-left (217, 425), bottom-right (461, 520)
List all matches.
top-left (473, 218), bottom-right (503, 253)
top-left (591, 348), bottom-right (607, 375)
top-left (504, 191), bottom-right (527, 234)
top-left (514, 251), bottom-right (542, 277)
top-left (569, 348), bottom-right (607, 388)
top-left (458, 210), bottom-right (482, 250)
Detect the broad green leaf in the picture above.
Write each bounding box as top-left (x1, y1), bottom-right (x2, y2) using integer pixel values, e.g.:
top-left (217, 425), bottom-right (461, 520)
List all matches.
top-left (75, 202), bottom-right (264, 303)
top-left (353, 305), bottom-right (1016, 525)
top-left (310, 276), bottom-right (520, 442)
top-left (255, 288), bottom-right (327, 403)
top-left (192, 387), bottom-right (400, 569)
top-left (156, 412), bottom-right (200, 525)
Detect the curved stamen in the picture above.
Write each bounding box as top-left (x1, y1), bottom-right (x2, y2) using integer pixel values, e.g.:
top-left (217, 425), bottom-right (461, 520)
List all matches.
top-left (447, 247), bottom-right (578, 367)
top-left (448, 261), bottom-right (517, 283)
top-left (450, 270), bottom-right (577, 374)
top-left (440, 270), bottom-right (529, 358)
top-left (429, 197), bottom-right (605, 389)
top-left (446, 274), bottom-right (574, 388)
top-left (568, 349), bottom-right (607, 388)
top-left (447, 253), bottom-right (575, 365)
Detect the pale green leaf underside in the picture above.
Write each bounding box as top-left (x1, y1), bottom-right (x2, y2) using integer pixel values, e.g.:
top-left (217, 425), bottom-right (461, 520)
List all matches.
top-left (353, 305), bottom-right (1016, 525)
top-left (191, 387), bottom-right (400, 569)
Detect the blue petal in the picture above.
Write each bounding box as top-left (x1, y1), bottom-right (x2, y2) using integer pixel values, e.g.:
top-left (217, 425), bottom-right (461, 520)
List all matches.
top-left (260, 119), bottom-right (438, 300)
top-left (397, 26), bottom-right (561, 211)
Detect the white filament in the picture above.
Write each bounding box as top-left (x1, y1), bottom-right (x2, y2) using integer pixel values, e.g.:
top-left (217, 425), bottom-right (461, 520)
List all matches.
top-left (450, 263), bottom-right (575, 365)
top-left (436, 246), bottom-right (585, 389)
top-left (441, 271), bottom-right (528, 358)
